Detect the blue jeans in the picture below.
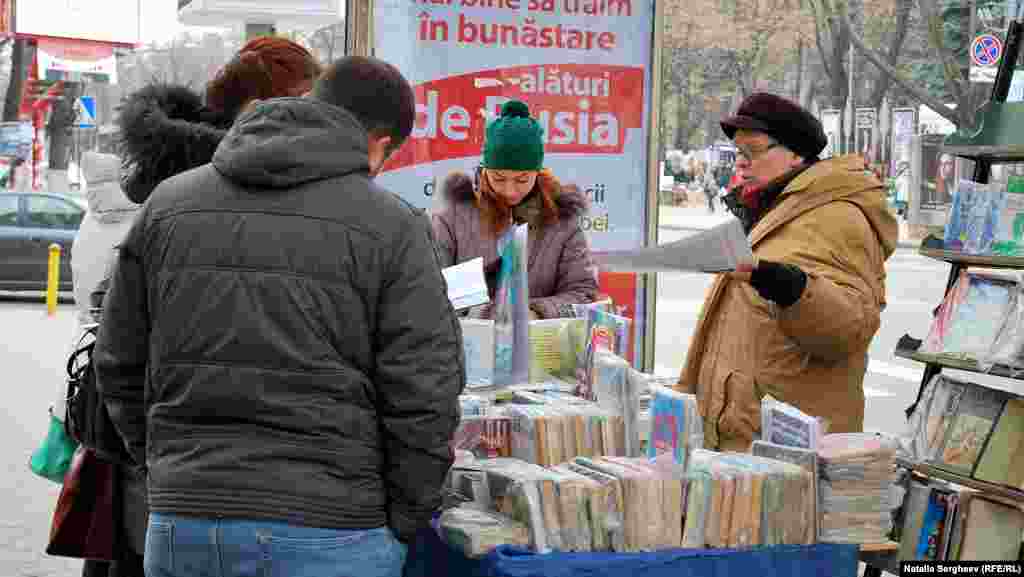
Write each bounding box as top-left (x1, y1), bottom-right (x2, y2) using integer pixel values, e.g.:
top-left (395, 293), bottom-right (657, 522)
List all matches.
top-left (144, 513), bottom-right (407, 577)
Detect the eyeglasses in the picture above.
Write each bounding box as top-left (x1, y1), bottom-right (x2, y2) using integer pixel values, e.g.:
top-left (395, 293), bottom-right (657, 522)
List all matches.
top-left (736, 142), bottom-right (779, 162)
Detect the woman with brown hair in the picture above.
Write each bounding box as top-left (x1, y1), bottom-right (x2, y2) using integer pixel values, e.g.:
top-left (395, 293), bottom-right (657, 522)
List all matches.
top-left (118, 36), bottom-right (321, 203)
top-left (79, 36), bottom-right (320, 577)
top-left (433, 100), bottom-right (599, 319)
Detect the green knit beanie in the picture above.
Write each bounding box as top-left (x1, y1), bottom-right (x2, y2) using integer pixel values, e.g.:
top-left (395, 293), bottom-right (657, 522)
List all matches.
top-left (482, 100), bottom-right (544, 171)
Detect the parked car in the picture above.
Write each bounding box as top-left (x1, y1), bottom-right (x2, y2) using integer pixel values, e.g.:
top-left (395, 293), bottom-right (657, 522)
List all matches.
top-left (0, 191), bottom-right (85, 292)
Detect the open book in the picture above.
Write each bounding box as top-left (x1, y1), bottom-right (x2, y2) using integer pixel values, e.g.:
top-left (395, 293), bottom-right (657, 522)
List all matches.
top-left (442, 257), bottom-right (490, 311)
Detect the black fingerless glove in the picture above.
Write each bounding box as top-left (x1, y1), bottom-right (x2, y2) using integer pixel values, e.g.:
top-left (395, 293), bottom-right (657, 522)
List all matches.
top-left (484, 256), bottom-right (502, 300)
top-left (749, 260), bottom-right (808, 308)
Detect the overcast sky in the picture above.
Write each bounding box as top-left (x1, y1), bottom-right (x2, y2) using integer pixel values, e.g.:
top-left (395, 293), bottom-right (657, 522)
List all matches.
top-left (140, 1), bottom-right (227, 44)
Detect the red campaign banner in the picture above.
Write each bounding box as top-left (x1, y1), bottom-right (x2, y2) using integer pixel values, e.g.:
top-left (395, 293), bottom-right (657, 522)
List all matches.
top-left (383, 63), bottom-right (645, 173)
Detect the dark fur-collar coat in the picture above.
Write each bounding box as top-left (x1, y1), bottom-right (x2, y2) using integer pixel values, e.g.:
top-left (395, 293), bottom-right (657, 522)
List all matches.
top-left (117, 83), bottom-right (230, 204)
top-left (432, 172), bottom-right (599, 319)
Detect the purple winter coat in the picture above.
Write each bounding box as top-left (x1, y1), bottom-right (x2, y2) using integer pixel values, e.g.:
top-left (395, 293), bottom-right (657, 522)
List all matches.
top-left (431, 172), bottom-right (599, 319)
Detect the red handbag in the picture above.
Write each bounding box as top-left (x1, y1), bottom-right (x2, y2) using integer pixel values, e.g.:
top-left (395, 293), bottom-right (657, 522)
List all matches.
top-left (45, 446), bottom-right (119, 560)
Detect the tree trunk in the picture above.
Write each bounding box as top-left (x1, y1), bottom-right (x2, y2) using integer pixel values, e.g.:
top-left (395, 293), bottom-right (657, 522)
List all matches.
top-left (3, 39), bottom-right (28, 122)
top-left (675, 91), bottom-right (689, 150)
top-left (47, 83), bottom-right (82, 171)
top-left (794, 37), bottom-right (804, 103)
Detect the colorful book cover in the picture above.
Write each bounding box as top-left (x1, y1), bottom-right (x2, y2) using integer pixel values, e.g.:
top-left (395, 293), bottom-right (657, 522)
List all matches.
top-left (493, 223), bottom-right (530, 386)
top-left (924, 273), bottom-right (1016, 359)
top-left (915, 488), bottom-right (949, 560)
top-left (647, 386), bottom-right (693, 467)
top-left (944, 179), bottom-right (1005, 255)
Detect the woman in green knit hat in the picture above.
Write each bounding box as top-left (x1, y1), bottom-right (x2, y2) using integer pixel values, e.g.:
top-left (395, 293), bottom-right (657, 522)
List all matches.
top-left (432, 99), bottom-right (599, 319)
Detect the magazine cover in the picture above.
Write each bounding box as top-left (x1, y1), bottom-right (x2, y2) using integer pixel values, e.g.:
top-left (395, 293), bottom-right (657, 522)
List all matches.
top-left (922, 272), bottom-right (1016, 359)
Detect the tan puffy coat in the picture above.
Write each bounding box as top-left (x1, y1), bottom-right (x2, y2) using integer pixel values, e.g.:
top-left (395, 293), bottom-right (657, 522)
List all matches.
top-left (675, 155), bottom-right (899, 451)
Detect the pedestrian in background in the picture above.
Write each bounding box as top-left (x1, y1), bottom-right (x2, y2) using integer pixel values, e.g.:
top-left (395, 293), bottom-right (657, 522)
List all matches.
top-left (675, 92), bottom-right (898, 451)
top-left (95, 55), bottom-right (463, 577)
top-left (700, 160), bottom-right (718, 214)
top-left (72, 36), bottom-right (320, 577)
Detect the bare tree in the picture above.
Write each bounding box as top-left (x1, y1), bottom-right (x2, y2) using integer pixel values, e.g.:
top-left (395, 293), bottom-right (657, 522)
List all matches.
top-left (2, 38), bottom-right (26, 122)
top-left (843, 0), bottom-right (998, 128)
top-left (661, 0), bottom-right (812, 149)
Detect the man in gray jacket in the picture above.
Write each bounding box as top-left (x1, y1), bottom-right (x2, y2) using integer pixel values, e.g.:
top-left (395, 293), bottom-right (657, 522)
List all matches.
top-left (94, 56), bottom-right (464, 577)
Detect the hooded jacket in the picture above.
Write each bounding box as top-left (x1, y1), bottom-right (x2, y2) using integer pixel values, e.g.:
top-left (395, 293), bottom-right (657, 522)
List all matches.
top-left (94, 97), bottom-right (465, 543)
top-left (117, 84), bottom-right (229, 204)
top-left (71, 151), bottom-right (140, 324)
top-left (676, 155), bottom-right (899, 451)
top-left (433, 172), bottom-right (599, 318)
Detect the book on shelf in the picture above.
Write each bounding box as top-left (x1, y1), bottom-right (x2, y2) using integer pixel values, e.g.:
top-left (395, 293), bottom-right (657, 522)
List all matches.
top-left (915, 487), bottom-right (952, 560)
top-left (951, 494), bottom-right (1024, 561)
top-left (904, 373), bottom-right (1023, 488)
top-left (932, 382), bottom-right (1009, 477)
top-left (973, 397), bottom-right (1024, 490)
top-left (921, 271), bottom-right (1017, 360)
top-left (899, 479), bottom-right (965, 562)
top-left (943, 178), bottom-right (1024, 257)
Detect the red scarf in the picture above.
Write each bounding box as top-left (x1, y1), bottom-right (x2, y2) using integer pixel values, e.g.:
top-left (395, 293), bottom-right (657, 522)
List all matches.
top-left (739, 181), bottom-right (762, 214)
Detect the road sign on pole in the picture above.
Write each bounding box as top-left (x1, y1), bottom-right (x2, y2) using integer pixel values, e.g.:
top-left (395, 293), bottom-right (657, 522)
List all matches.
top-left (971, 34), bottom-right (1003, 67)
top-left (74, 96), bottom-right (96, 128)
top-left (970, 33), bottom-right (1003, 83)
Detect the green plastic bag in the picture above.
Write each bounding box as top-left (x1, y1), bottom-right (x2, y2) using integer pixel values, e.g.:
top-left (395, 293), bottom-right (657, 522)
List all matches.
top-left (29, 412), bottom-right (79, 484)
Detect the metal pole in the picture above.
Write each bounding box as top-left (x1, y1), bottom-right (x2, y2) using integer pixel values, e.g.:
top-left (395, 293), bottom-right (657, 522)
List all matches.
top-left (642, 0), bottom-right (666, 374)
top-left (846, 43), bottom-right (854, 155)
top-left (346, 0), bottom-right (374, 57)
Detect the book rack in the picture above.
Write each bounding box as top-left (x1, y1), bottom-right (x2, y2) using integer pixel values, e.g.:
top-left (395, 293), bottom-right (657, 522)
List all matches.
top-left (893, 347), bottom-right (1024, 383)
top-left (862, 18), bottom-right (1024, 577)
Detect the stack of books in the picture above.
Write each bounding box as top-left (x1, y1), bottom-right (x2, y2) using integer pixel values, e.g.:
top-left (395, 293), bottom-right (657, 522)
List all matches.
top-left (683, 449), bottom-right (815, 548)
top-left (751, 441), bottom-right (820, 542)
top-left (446, 456), bottom-right (684, 554)
top-left (817, 433), bottom-right (897, 544)
top-left (505, 403), bottom-right (627, 466)
top-left (439, 505), bottom-right (531, 558)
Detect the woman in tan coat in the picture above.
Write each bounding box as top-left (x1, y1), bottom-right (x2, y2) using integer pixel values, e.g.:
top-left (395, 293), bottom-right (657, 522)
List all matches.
top-left (678, 93), bottom-right (898, 452)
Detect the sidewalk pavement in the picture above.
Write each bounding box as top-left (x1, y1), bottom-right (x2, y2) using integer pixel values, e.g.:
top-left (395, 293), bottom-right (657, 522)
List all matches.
top-left (657, 205), bottom-right (920, 250)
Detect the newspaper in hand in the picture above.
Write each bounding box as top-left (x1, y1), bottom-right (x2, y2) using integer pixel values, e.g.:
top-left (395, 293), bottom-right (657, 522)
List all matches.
top-left (590, 218), bottom-right (754, 274)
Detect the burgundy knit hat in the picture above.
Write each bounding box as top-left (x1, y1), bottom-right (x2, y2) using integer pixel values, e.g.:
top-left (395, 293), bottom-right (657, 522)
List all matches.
top-left (205, 37), bottom-right (321, 123)
top-left (721, 92), bottom-right (827, 161)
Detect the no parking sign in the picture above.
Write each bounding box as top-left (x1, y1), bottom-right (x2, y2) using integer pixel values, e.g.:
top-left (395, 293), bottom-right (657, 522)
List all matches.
top-left (970, 33), bottom-right (1003, 82)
